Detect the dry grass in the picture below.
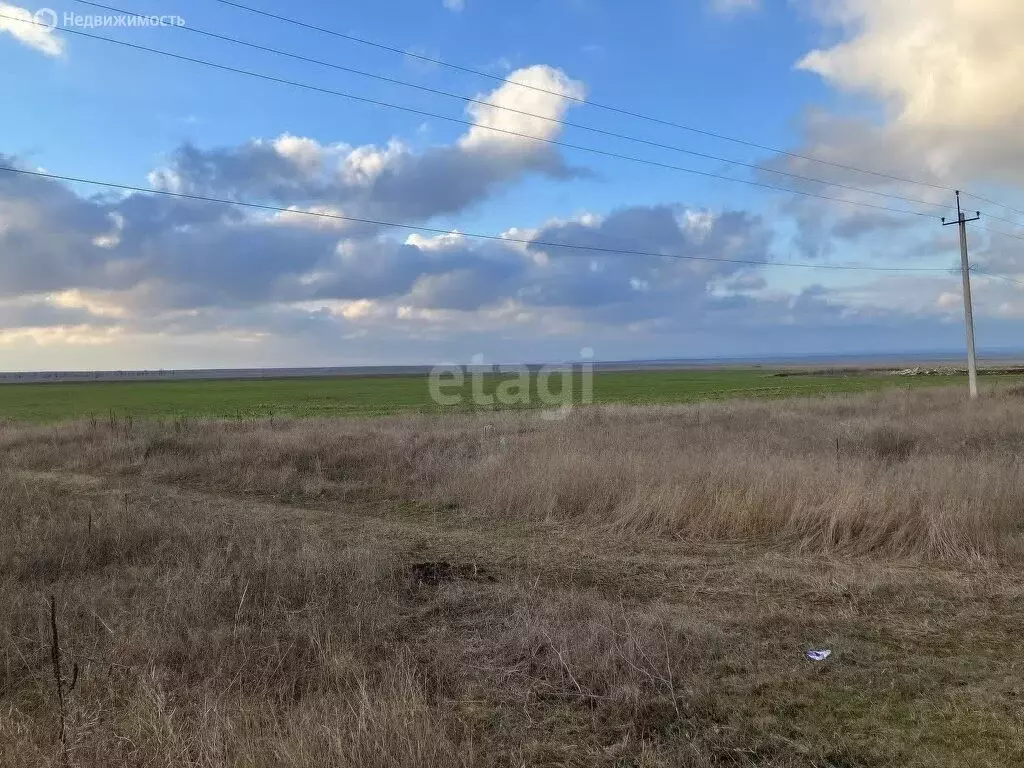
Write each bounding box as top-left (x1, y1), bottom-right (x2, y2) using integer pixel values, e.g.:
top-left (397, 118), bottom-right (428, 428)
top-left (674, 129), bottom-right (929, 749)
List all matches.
top-left (7, 384), bottom-right (1024, 559)
top-left (2, 385), bottom-right (1024, 765)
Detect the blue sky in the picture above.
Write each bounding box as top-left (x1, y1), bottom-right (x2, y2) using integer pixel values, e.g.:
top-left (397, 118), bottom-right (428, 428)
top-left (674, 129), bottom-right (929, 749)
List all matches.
top-left (1, 0), bottom-right (1023, 369)
top-left (5, 0), bottom-right (816, 212)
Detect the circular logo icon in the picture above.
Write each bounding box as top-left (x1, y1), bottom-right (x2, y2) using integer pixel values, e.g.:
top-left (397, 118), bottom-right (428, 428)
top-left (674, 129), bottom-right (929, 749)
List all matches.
top-left (33, 7), bottom-right (58, 29)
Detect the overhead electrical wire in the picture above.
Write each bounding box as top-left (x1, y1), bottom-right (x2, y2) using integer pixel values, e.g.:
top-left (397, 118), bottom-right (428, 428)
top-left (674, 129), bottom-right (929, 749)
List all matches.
top-left (980, 226), bottom-right (1024, 243)
top-left (0, 13), bottom-right (943, 221)
top-left (65, 0), bottom-right (949, 213)
top-left (208, 0), bottom-right (957, 195)
top-left (977, 213), bottom-right (1024, 230)
top-left (210, 0), bottom-right (1024, 222)
top-left (6, 10), bottom-right (1021, 278)
top-left (0, 165), bottom-right (961, 274)
top-left (974, 269), bottom-right (1024, 287)
top-left (961, 192), bottom-right (1024, 222)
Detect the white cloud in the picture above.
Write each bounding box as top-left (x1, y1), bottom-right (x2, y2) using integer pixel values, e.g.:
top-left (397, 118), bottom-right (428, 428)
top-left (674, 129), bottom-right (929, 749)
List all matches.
top-left (7, 12), bottom-right (1024, 370)
top-left (442, 0), bottom-right (465, 10)
top-left (404, 231), bottom-right (466, 251)
top-left (91, 212), bottom-right (124, 248)
top-left (145, 65), bottom-right (585, 223)
top-left (0, 3), bottom-right (64, 56)
top-left (709, 0), bottom-right (759, 15)
top-left (339, 139), bottom-right (407, 185)
top-left (271, 134), bottom-right (330, 173)
top-left (791, 0), bottom-right (1024, 187)
top-left (7, 156), bottom-right (838, 361)
top-left (799, 1), bottom-right (1024, 133)
top-left (0, 325), bottom-right (122, 347)
top-left (460, 65), bottom-right (586, 152)
top-left (272, 204), bottom-right (352, 231)
top-left (49, 288), bottom-right (127, 318)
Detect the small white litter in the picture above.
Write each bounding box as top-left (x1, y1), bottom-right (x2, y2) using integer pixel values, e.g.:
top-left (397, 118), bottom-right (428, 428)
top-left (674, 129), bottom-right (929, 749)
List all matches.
top-left (805, 649), bottom-right (832, 661)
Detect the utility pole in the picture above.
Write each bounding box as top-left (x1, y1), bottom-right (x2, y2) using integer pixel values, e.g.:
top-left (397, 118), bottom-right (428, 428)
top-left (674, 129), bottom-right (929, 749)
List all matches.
top-left (942, 191), bottom-right (981, 399)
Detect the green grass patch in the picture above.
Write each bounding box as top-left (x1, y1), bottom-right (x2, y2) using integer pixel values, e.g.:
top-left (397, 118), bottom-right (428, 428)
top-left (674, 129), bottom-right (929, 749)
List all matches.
top-left (0, 369), bottom-right (1012, 422)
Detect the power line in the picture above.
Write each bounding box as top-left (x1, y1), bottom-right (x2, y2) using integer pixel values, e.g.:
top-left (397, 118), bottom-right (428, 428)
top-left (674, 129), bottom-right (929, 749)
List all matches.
top-left (994, 274), bottom-right (1024, 287)
top-left (943, 198), bottom-right (1024, 242)
top-left (978, 212), bottom-right (1024, 229)
top-left (209, 0), bottom-right (957, 196)
top-left (979, 226), bottom-right (1024, 243)
top-left (0, 165), bottom-right (960, 274)
top-left (980, 271), bottom-right (1024, 287)
top-left (217, 0), bottom-right (1024, 222)
top-left (961, 191), bottom-right (1024, 221)
top-left (2, 14), bottom-right (940, 221)
top-left (66, 0), bottom-right (948, 213)
top-left (940, 196), bottom-right (1024, 242)
top-left (974, 269), bottom-right (1024, 287)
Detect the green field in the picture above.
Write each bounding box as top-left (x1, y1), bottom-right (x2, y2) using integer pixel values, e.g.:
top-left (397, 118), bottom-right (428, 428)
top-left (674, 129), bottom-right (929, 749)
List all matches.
top-left (0, 368), bottom-right (1009, 422)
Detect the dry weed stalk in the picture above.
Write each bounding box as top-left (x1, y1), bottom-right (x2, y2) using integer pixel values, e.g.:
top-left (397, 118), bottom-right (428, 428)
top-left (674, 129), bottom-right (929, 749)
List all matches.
top-left (48, 595), bottom-right (77, 753)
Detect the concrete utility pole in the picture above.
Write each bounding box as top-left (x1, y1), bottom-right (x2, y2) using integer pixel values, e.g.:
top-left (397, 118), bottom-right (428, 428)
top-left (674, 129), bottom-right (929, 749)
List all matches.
top-left (942, 191), bottom-right (981, 399)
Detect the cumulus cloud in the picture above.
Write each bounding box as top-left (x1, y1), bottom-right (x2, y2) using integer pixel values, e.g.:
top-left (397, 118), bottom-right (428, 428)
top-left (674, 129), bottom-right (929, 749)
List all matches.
top-left (973, 230), bottom-right (1024, 278)
top-left (0, 3), bottom-right (63, 56)
top-left (2, 150), bottom-right (823, 360)
top-left (459, 65), bottom-right (586, 152)
top-left (783, 0), bottom-right (1024, 190)
top-left (5, 27), bottom-right (1022, 368)
top-left (798, 1), bottom-right (1024, 136)
top-left (749, 0), bottom-right (1024, 288)
top-left (149, 65), bottom-right (586, 223)
top-left (0, 295), bottom-right (119, 330)
top-left (831, 210), bottom-right (917, 241)
top-left (514, 206), bottom-right (768, 315)
top-left (8, 146), bottom-right (1021, 369)
top-left (709, 0), bottom-right (759, 16)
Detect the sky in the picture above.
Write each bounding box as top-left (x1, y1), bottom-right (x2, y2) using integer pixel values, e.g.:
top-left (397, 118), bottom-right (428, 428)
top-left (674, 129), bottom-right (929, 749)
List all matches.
top-left (1, 0), bottom-right (1024, 370)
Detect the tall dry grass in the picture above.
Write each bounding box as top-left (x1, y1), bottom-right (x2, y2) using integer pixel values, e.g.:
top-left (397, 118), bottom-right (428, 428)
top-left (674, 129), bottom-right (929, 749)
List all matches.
top-left (4, 385), bottom-right (1024, 765)
top-left (4, 385), bottom-right (1024, 559)
top-left (0, 474), bottom-right (763, 767)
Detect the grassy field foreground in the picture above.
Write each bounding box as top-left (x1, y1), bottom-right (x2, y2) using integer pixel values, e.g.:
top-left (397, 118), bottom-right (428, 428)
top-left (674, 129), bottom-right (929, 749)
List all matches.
top-left (3, 386), bottom-right (1024, 766)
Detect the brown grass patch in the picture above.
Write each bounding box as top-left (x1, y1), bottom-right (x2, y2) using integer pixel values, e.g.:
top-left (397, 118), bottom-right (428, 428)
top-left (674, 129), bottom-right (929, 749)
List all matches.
top-left (2, 385), bottom-right (1024, 765)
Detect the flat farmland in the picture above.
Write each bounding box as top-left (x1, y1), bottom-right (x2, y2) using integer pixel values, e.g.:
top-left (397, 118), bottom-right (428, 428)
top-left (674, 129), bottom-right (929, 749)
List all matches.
top-left (0, 368), bottom-right (1003, 422)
